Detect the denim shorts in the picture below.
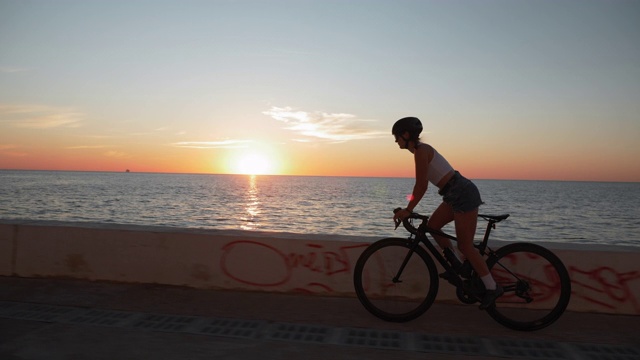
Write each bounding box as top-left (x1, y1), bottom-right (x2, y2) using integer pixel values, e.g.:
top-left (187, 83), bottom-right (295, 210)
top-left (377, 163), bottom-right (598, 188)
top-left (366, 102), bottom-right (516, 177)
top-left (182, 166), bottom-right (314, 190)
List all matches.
top-left (438, 171), bottom-right (483, 213)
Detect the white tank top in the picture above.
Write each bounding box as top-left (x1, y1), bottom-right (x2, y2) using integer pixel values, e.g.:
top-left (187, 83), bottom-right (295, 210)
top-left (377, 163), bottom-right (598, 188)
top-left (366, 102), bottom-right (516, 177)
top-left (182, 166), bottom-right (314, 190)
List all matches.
top-left (427, 147), bottom-right (454, 186)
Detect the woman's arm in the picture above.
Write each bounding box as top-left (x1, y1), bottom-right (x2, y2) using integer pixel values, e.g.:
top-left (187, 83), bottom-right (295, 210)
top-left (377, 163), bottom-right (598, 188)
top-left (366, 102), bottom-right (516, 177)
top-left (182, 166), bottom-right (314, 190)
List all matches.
top-left (394, 145), bottom-right (433, 221)
top-left (406, 145), bottom-right (431, 212)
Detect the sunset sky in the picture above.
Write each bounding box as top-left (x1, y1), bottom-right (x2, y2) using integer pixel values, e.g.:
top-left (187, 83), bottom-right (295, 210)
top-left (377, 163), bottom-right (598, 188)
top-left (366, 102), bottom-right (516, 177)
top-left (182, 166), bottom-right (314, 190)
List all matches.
top-left (1, 0), bottom-right (639, 182)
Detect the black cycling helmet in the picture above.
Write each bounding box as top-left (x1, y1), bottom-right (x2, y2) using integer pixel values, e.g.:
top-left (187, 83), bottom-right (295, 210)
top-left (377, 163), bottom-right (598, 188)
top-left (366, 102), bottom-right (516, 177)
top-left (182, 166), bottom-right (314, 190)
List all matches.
top-left (392, 117), bottom-right (423, 140)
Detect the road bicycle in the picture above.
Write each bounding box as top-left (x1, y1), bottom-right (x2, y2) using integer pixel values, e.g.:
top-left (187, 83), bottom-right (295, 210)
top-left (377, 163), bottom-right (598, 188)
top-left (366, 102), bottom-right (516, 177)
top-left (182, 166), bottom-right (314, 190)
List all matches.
top-left (353, 209), bottom-right (571, 331)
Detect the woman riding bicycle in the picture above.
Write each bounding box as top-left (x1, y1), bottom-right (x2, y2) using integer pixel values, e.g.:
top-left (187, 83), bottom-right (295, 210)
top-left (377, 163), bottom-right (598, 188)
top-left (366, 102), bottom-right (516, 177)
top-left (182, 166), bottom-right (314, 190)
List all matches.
top-left (391, 116), bottom-right (503, 309)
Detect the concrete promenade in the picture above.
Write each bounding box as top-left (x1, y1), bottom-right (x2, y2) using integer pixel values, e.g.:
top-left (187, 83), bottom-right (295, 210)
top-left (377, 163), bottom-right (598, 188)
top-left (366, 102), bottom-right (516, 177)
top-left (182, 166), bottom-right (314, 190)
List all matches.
top-left (1, 276), bottom-right (639, 360)
top-left (3, 221), bottom-right (640, 316)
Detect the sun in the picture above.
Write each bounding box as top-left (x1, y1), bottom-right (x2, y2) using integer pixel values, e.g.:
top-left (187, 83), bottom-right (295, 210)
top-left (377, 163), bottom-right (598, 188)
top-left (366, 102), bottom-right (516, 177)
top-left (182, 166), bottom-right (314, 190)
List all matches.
top-left (233, 152), bottom-right (274, 175)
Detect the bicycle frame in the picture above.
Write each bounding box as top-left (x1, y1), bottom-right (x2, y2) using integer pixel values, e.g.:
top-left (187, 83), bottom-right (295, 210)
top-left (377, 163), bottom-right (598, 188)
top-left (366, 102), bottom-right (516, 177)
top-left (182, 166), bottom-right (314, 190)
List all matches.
top-left (394, 215), bottom-right (502, 286)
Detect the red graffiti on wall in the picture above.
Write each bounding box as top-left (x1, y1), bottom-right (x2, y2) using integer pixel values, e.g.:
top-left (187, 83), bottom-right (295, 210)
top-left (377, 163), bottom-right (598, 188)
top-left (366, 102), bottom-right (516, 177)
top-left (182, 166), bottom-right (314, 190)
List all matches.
top-left (220, 240), bottom-right (640, 313)
top-left (569, 266), bottom-right (640, 312)
top-left (489, 252), bottom-right (563, 304)
top-left (220, 240), bottom-right (368, 293)
top-left (491, 252), bottom-right (640, 311)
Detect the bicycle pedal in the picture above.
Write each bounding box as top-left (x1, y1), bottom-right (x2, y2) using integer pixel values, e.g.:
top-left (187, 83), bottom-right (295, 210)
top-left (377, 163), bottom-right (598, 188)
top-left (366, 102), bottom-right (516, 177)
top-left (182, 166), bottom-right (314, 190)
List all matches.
top-left (438, 269), bottom-right (455, 281)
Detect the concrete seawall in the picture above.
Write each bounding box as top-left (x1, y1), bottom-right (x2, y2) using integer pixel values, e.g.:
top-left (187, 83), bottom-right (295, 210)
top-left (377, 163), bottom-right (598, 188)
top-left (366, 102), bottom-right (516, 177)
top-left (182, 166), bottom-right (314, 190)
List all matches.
top-left (1, 220), bottom-right (638, 315)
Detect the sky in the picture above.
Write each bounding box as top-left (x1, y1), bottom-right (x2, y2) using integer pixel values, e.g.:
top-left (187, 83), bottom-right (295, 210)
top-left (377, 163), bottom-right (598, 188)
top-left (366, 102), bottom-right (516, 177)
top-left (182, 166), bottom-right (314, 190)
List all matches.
top-left (1, 0), bottom-right (639, 182)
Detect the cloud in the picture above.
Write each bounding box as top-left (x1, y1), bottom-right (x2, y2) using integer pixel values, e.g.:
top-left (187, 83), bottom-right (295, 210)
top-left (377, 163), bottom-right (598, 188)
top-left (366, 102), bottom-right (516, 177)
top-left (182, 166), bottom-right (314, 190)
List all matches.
top-left (64, 145), bottom-right (128, 158)
top-left (65, 145), bottom-right (107, 150)
top-left (263, 106), bottom-right (386, 143)
top-left (0, 144), bottom-right (28, 157)
top-left (172, 140), bottom-right (253, 149)
top-left (0, 66), bottom-right (30, 73)
top-left (155, 126), bottom-right (187, 136)
top-left (0, 104), bottom-right (84, 129)
top-left (104, 150), bottom-right (130, 158)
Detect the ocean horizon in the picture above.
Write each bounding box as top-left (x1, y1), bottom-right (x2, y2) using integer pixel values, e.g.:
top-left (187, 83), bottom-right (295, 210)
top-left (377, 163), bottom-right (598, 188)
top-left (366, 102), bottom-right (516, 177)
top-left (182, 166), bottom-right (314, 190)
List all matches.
top-left (3, 168), bottom-right (639, 183)
top-left (1, 170), bottom-right (638, 248)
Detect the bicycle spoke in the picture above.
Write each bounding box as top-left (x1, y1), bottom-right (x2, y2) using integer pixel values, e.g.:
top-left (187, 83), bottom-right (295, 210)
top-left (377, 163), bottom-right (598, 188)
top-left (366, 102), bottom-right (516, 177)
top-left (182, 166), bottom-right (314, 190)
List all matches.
top-left (354, 238), bottom-right (439, 322)
top-left (364, 246), bottom-right (429, 313)
top-left (485, 243), bottom-right (571, 331)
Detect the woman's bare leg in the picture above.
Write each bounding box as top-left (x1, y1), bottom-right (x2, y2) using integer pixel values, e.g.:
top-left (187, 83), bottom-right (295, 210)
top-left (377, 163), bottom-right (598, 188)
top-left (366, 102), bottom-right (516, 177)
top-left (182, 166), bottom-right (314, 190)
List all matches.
top-left (427, 202), bottom-right (455, 250)
top-left (453, 208), bottom-right (489, 277)
top-left (454, 208), bottom-right (503, 309)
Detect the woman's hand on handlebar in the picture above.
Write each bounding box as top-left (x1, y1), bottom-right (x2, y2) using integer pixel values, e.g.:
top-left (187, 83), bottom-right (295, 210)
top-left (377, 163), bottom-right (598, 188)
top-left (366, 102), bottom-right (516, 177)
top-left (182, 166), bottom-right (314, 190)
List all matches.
top-left (393, 207), bottom-right (415, 233)
top-left (393, 208), bottom-right (429, 234)
top-left (393, 208), bottom-right (411, 222)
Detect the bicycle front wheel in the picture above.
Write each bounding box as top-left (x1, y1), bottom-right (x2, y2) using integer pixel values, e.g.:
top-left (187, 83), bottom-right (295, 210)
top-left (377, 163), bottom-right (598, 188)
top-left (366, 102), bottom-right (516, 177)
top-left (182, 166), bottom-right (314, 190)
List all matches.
top-left (353, 238), bottom-right (439, 322)
top-left (486, 243), bottom-right (571, 331)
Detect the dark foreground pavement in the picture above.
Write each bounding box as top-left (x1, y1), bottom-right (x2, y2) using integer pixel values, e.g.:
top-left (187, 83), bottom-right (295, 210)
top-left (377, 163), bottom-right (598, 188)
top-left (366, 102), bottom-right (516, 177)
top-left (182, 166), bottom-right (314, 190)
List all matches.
top-left (1, 277), bottom-right (638, 360)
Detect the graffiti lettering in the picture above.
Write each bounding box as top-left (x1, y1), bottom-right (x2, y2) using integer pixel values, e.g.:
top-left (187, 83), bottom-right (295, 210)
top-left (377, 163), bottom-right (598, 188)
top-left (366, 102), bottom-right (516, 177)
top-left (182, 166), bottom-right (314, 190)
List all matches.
top-left (569, 266), bottom-right (640, 312)
top-left (220, 240), bottom-right (368, 293)
top-left (219, 239), bottom-right (640, 314)
top-left (221, 240), bottom-right (291, 287)
top-left (287, 244), bottom-right (351, 276)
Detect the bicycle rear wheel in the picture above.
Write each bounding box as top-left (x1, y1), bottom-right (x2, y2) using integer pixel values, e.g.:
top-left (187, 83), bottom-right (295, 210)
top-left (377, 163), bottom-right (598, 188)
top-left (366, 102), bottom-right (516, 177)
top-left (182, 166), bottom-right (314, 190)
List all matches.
top-left (353, 238), bottom-right (439, 322)
top-left (486, 243), bottom-right (571, 331)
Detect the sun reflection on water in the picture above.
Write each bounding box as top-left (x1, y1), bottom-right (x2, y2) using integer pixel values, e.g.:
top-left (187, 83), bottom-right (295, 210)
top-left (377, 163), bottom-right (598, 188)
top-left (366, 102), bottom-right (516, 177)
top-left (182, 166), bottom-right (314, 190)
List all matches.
top-left (240, 174), bottom-right (260, 230)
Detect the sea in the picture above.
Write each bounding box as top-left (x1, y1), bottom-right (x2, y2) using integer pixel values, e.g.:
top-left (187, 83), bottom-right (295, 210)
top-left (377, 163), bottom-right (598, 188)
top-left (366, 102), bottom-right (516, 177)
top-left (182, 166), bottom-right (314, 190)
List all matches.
top-left (0, 170), bottom-right (638, 248)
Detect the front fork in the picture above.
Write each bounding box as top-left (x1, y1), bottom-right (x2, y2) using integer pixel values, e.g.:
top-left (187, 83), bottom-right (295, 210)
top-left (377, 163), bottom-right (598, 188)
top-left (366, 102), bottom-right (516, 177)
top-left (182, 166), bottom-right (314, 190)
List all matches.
top-left (392, 236), bottom-right (422, 283)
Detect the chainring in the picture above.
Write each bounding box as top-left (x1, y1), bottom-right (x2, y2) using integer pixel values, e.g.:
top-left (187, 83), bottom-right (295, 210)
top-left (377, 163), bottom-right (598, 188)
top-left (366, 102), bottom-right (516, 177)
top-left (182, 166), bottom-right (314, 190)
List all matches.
top-left (456, 275), bottom-right (484, 304)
